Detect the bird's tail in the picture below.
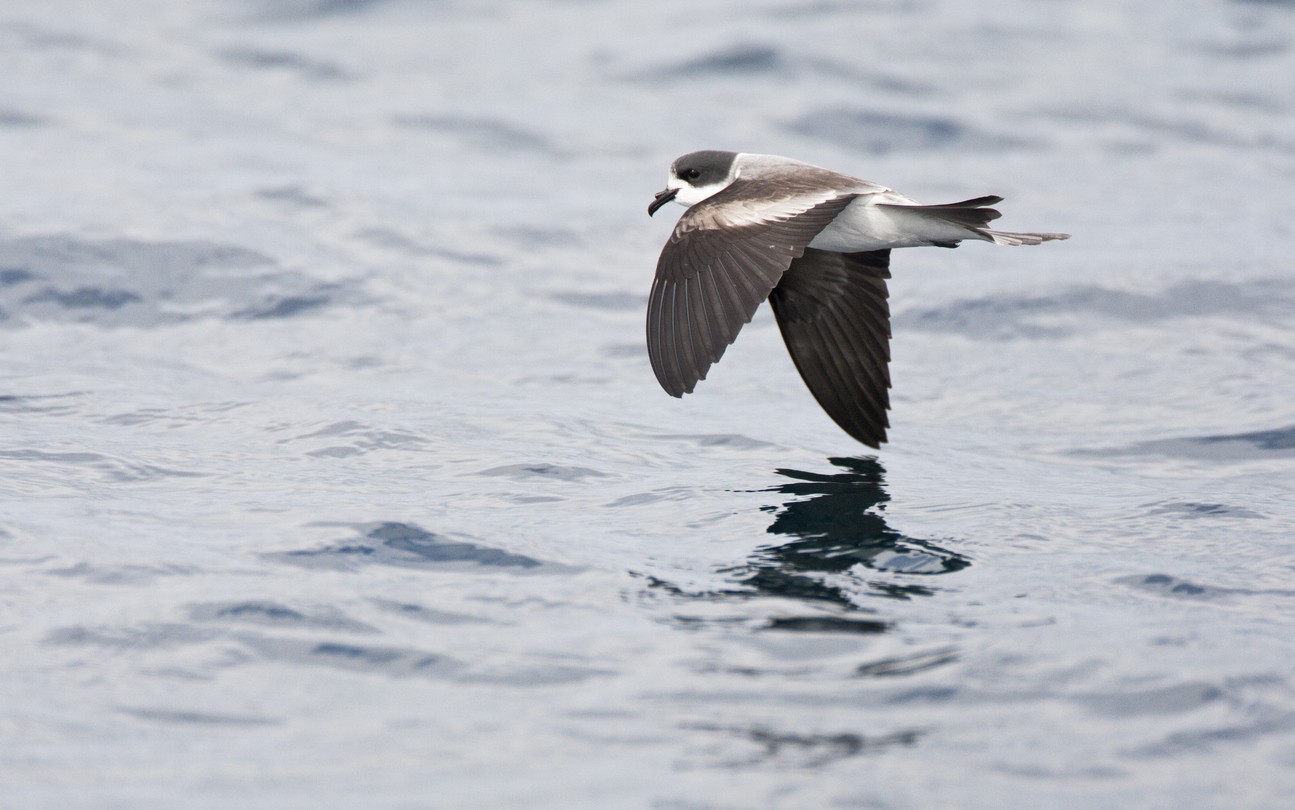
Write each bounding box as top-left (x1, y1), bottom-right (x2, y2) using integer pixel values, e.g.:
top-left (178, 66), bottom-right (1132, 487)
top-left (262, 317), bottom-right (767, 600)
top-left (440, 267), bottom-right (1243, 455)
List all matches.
top-left (982, 229), bottom-right (1071, 246)
top-left (886, 196), bottom-right (1070, 246)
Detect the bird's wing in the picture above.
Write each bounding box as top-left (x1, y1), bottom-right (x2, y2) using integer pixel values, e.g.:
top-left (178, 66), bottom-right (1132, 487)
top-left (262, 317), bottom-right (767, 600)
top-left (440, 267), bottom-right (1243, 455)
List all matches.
top-left (647, 183), bottom-right (856, 397)
top-left (768, 248), bottom-right (892, 448)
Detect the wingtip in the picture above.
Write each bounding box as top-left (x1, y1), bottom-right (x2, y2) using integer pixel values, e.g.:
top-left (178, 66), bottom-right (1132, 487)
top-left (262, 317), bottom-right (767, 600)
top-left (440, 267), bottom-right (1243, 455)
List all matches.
top-left (839, 420), bottom-right (887, 449)
top-left (652, 372), bottom-right (696, 398)
top-left (654, 377), bottom-right (689, 398)
top-left (854, 431), bottom-right (886, 450)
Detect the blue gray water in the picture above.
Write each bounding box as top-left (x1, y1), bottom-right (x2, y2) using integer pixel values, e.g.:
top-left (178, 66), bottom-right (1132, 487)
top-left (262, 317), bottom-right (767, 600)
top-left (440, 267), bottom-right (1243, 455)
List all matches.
top-left (3, 0), bottom-right (1294, 807)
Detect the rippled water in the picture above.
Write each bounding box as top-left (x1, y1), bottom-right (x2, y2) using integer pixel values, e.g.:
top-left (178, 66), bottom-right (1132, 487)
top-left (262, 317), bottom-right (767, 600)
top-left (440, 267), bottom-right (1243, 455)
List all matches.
top-left (3, 0), bottom-right (1295, 807)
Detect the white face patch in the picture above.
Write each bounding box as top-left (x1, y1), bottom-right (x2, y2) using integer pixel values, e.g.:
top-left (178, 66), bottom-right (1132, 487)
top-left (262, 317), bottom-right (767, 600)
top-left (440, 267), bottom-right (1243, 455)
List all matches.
top-left (665, 165), bottom-right (736, 208)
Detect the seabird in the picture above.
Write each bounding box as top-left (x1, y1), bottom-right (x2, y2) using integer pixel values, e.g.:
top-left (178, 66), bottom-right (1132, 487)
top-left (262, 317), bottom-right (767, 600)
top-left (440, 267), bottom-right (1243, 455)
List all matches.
top-left (646, 150), bottom-right (1069, 448)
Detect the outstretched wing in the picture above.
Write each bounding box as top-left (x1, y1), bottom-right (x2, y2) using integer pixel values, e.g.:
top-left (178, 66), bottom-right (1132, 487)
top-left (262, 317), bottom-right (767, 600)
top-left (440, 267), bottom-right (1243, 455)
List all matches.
top-left (768, 248), bottom-right (892, 448)
top-left (647, 186), bottom-right (856, 397)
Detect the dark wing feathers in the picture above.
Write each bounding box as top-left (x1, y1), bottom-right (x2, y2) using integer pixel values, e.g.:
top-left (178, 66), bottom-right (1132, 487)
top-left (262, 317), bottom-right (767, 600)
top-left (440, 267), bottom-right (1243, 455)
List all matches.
top-left (768, 248), bottom-right (893, 448)
top-left (880, 195), bottom-right (1004, 230)
top-left (647, 191), bottom-right (856, 396)
top-left (926, 194), bottom-right (1003, 209)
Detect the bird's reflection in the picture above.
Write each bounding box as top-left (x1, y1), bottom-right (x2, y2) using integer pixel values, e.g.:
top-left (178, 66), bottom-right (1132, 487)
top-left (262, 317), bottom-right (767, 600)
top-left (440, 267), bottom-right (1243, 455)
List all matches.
top-left (732, 456), bottom-right (970, 608)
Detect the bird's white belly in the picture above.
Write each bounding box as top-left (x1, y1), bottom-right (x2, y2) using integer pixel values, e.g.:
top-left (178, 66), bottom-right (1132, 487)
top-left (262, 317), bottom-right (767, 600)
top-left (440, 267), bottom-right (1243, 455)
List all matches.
top-left (809, 197), bottom-right (972, 251)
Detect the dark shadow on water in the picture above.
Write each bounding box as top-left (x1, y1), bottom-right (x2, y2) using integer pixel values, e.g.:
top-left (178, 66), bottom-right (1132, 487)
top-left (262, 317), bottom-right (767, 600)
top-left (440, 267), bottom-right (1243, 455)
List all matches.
top-left (732, 457), bottom-right (970, 607)
top-left (639, 458), bottom-right (970, 629)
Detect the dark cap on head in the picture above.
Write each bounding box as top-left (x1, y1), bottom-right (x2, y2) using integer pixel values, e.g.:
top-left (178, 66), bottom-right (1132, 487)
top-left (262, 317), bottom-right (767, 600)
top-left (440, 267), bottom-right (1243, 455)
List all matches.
top-left (671, 150), bottom-right (737, 186)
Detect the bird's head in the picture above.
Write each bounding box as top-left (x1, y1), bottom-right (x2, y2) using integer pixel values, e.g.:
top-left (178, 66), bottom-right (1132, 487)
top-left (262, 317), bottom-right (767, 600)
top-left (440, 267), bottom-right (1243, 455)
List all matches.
top-left (648, 150), bottom-right (739, 216)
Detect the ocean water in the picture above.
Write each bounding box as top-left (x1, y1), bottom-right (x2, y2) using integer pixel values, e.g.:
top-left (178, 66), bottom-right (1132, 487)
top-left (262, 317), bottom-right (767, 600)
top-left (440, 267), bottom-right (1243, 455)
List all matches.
top-left (2, 0), bottom-right (1294, 807)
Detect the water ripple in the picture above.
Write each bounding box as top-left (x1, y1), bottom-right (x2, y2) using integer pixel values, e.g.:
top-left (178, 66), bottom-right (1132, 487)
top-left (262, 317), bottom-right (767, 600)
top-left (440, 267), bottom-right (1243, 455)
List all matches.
top-left (683, 723), bottom-right (920, 769)
top-left (0, 235), bottom-right (359, 328)
top-left (239, 634), bottom-right (465, 678)
top-left (46, 563), bottom-right (195, 585)
top-left (634, 43), bottom-right (787, 79)
top-left (189, 601), bottom-right (379, 633)
top-left (855, 648), bottom-right (959, 678)
top-left (269, 522), bottom-right (557, 571)
top-left (1104, 425), bottom-right (1295, 461)
top-left (897, 280), bottom-right (1295, 339)
top-left (476, 463), bottom-right (608, 481)
top-left (0, 108), bottom-right (49, 127)
top-left (785, 107), bottom-right (1032, 152)
top-left (118, 707), bottom-right (279, 726)
top-left (217, 46), bottom-right (352, 80)
top-left (284, 420), bottom-right (432, 458)
top-left (392, 114), bottom-right (563, 155)
top-left (45, 623), bottom-right (220, 650)
top-left (1117, 573), bottom-right (1295, 601)
top-left (0, 448), bottom-right (209, 484)
top-left (1076, 682), bottom-right (1223, 717)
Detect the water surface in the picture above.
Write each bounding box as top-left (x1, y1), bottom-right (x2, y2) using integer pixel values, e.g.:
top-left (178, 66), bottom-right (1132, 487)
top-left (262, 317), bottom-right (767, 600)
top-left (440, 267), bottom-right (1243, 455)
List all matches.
top-left (2, 1), bottom-right (1294, 807)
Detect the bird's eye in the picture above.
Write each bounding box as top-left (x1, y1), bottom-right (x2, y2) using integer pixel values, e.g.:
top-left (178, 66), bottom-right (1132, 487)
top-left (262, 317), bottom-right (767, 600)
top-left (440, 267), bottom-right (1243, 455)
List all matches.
top-left (680, 168), bottom-right (701, 181)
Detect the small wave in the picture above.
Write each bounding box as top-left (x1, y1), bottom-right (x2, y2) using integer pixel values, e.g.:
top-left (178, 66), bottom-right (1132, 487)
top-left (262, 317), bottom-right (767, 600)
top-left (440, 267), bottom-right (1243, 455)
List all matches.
top-left (785, 107), bottom-right (1031, 153)
top-left (0, 448), bottom-right (209, 484)
top-left (855, 648), bottom-right (959, 678)
top-left (369, 599), bottom-right (493, 625)
top-left (392, 114), bottom-right (562, 155)
top-left (682, 723), bottom-right (919, 769)
top-left (0, 108), bottom-right (48, 127)
top-left (118, 707), bottom-right (279, 726)
top-left (633, 43), bottom-right (786, 80)
top-left (898, 279), bottom-right (1295, 340)
top-left (243, 0), bottom-right (401, 21)
top-left (45, 623), bottom-right (220, 650)
top-left (1107, 425), bottom-right (1295, 461)
top-left (269, 522), bottom-right (554, 571)
top-left (548, 290), bottom-right (643, 311)
top-left (217, 46), bottom-right (351, 80)
top-left (284, 420), bottom-right (432, 458)
top-left (1142, 500), bottom-right (1266, 519)
top-left (1116, 573), bottom-right (1295, 600)
top-left (1076, 682), bottom-right (1223, 717)
top-left (46, 563), bottom-right (195, 585)
top-left (189, 601), bottom-right (379, 633)
top-left (0, 234), bottom-right (359, 328)
top-left (239, 634), bottom-right (464, 679)
top-left (476, 463), bottom-right (608, 481)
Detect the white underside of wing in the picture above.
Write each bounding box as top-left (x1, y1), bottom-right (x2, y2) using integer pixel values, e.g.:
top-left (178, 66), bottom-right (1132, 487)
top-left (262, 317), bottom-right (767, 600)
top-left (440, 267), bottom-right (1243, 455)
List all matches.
top-left (810, 193), bottom-right (992, 251)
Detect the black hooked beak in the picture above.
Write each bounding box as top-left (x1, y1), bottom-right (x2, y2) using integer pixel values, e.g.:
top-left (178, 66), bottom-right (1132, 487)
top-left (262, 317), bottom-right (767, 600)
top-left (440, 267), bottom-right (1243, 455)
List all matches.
top-left (647, 187), bottom-right (678, 217)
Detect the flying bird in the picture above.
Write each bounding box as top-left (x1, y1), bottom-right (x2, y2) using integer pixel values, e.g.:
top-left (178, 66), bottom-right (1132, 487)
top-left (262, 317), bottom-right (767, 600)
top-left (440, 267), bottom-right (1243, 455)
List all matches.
top-left (646, 150), bottom-right (1069, 448)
